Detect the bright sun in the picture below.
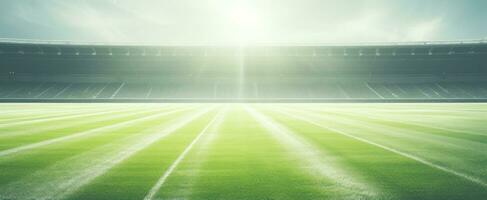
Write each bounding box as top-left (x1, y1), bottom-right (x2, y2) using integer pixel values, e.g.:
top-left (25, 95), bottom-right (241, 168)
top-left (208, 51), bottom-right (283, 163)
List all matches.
top-left (231, 6), bottom-right (258, 30)
top-left (228, 4), bottom-right (260, 43)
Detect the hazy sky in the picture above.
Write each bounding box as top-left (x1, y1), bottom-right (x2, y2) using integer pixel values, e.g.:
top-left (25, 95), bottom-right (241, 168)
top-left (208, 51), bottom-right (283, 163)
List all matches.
top-left (0, 0), bottom-right (486, 44)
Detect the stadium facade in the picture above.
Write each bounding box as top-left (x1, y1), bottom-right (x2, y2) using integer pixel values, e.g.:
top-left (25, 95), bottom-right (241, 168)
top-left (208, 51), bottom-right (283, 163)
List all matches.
top-left (0, 39), bottom-right (486, 102)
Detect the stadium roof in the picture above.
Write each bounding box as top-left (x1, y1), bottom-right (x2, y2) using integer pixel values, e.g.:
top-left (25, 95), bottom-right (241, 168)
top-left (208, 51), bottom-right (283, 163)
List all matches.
top-left (0, 38), bottom-right (486, 47)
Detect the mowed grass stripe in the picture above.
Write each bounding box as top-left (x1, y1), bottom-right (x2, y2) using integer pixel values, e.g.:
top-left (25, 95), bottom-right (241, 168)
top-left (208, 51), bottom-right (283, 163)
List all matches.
top-left (321, 109), bottom-right (487, 143)
top-left (0, 104), bottom-right (105, 116)
top-left (151, 109), bottom-right (225, 200)
top-left (262, 105), bottom-right (487, 199)
top-left (0, 107), bottom-right (176, 151)
top-left (0, 106), bottom-right (141, 139)
top-left (0, 106), bottom-right (197, 188)
top-left (289, 104), bottom-right (487, 121)
top-left (294, 106), bottom-right (487, 182)
top-left (51, 107), bottom-right (212, 199)
top-left (0, 106), bottom-right (127, 128)
top-left (306, 108), bottom-right (487, 156)
top-left (0, 104), bottom-right (174, 137)
top-left (0, 106), bottom-right (195, 157)
top-left (164, 107), bottom-right (332, 200)
top-left (0, 107), bottom-right (213, 200)
top-left (0, 109), bottom-right (102, 125)
top-left (295, 106), bottom-right (487, 158)
top-left (0, 104), bottom-right (136, 124)
top-left (1, 104), bottom-right (487, 200)
top-left (245, 105), bottom-right (378, 200)
top-left (144, 107), bottom-right (227, 200)
top-left (355, 110), bottom-right (487, 138)
top-left (64, 108), bottom-right (218, 200)
top-left (274, 107), bottom-right (487, 189)
top-left (0, 109), bottom-right (102, 124)
top-left (304, 104), bottom-right (487, 131)
top-left (0, 103), bottom-right (127, 121)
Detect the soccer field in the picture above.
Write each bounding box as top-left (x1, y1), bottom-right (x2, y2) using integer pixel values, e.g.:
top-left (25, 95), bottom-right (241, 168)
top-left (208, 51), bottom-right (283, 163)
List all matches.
top-left (0, 104), bottom-right (487, 200)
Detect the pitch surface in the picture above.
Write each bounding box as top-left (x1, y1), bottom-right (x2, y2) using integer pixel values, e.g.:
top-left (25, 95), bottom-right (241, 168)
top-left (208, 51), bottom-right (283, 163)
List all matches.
top-left (0, 103), bottom-right (486, 200)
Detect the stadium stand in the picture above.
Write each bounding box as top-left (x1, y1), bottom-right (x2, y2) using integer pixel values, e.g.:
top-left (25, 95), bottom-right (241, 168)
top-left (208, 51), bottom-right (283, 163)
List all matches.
top-left (0, 39), bottom-right (486, 102)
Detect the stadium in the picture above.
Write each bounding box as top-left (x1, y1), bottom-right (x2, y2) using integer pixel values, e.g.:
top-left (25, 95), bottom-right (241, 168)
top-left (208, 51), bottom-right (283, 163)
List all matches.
top-left (1, 39), bottom-right (487, 102)
top-left (1, 1), bottom-right (487, 200)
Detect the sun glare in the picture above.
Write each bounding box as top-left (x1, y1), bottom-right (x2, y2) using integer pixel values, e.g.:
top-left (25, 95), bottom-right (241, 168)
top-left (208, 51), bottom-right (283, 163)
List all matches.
top-left (227, 4), bottom-right (260, 43)
top-left (231, 6), bottom-right (258, 31)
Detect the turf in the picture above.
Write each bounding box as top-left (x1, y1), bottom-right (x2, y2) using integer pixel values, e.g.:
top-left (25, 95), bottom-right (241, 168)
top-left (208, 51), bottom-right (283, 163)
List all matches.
top-left (0, 103), bottom-right (486, 200)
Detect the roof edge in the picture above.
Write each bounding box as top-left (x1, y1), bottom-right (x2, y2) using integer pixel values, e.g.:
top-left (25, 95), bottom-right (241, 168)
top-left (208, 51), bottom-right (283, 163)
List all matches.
top-left (0, 38), bottom-right (486, 47)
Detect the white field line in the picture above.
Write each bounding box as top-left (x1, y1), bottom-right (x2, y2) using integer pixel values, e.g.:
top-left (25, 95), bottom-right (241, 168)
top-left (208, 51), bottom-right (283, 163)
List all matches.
top-left (0, 108), bottom-right (112, 123)
top-left (167, 109), bottom-right (226, 200)
top-left (302, 107), bottom-right (487, 161)
top-left (0, 106), bottom-right (195, 157)
top-left (0, 111), bottom-right (88, 124)
top-left (0, 108), bottom-right (89, 117)
top-left (327, 113), bottom-right (483, 156)
top-left (144, 108), bottom-right (227, 200)
top-left (297, 108), bottom-right (487, 151)
top-left (274, 108), bottom-right (487, 189)
top-left (0, 107), bottom-right (213, 200)
top-left (0, 107), bottom-right (151, 138)
top-left (244, 106), bottom-right (378, 200)
top-left (346, 110), bottom-right (487, 137)
top-left (0, 111), bottom-right (99, 127)
top-left (327, 111), bottom-right (487, 157)
top-left (0, 107), bottom-right (128, 128)
top-left (320, 107), bottom-right (487, 114)
top-left (298, 106), bottom-right (485, 120)
top-left (299, 107), bottom-right (485, 140)
top-left (0, 106), bottom-right (138, 129)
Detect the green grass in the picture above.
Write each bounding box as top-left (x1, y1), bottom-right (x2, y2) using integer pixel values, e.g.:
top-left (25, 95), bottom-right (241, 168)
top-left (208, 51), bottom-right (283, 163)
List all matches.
top-left (0, 103), bottom-right (487, 200)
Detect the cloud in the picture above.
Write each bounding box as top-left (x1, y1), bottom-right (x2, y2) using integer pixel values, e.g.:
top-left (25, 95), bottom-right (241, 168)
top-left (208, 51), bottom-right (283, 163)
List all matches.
top-left (0, 0), bottom-right (482, 43)
top-left (405, 17), bottom-right (443, 41)
top-left (51, 2), bottom-right (124, 41)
